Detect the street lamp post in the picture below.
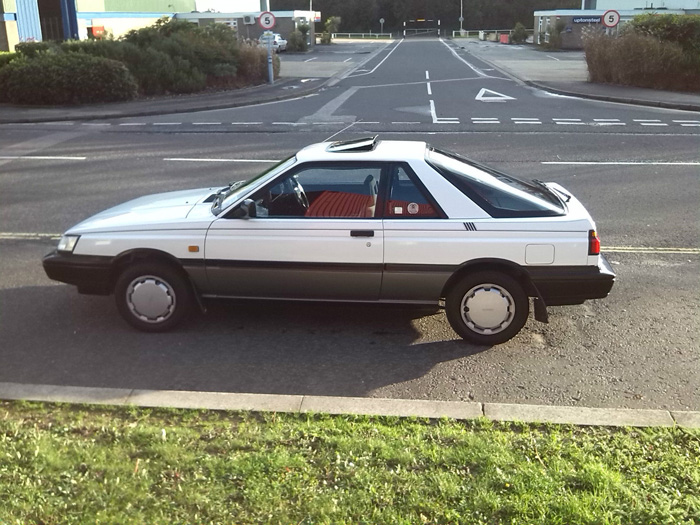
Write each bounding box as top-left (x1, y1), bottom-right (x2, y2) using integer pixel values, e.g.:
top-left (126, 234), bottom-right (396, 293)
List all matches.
top-left (460, 0), bottom-right (464, 33)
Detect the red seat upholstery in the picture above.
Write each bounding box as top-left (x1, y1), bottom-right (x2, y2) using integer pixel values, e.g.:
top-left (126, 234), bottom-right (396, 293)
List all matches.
top-left (305, 191), bottom-right (375, 218)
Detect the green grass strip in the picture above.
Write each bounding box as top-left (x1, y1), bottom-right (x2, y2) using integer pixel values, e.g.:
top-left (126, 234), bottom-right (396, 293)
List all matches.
top-left (1, 400), bottom-right (698, 524)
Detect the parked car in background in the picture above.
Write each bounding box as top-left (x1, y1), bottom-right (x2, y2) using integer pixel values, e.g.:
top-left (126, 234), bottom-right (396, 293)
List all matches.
top-left (258, 32), bottom-right (287, 52)
top-left (43, 137), bottom-right (615, 345)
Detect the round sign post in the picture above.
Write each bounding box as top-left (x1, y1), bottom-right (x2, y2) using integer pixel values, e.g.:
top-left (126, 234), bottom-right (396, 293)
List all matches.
top-left (258, 11), bottom-right (276, 85)
top-left (602, 10), bottom-right (620, 28)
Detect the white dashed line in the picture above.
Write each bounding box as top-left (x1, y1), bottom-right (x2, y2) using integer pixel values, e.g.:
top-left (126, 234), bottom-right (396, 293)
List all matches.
top-left (153, 122), bottom-right (181, 126)
top-left (0, 156), bottom-right (86, 160)
top-left (163, 158), bottom-right (279, 163)
top-left (119, 123), bottom-right (147, 126)
top-left (192, 122), bottom-right (222, 126)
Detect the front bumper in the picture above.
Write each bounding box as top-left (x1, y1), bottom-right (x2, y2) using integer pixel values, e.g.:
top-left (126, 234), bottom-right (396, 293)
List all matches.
top-left (43, 251), bottom-right (114, 295)
top-left (528, 255), bottom-right (616, 306)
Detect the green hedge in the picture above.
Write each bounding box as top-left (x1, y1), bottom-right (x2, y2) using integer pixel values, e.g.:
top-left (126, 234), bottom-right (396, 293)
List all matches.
top-left (585, 32), bottom-right (700, 92)
top-left (0, 52), bottom-right (17, 70)
top-left (0, 53), bottom-right (138, 105)
top-left (627, 13), bottom-right (700, 54)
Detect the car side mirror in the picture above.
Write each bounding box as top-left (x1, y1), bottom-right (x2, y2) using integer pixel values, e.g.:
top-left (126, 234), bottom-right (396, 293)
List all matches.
top-left (233, 199), bottom-right (257, 219)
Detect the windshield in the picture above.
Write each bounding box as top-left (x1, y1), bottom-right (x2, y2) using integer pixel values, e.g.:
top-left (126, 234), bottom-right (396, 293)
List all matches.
top-left (427, 147), bottom-right (565, 217)
top-left (213, 155), bottom-right (297, 215)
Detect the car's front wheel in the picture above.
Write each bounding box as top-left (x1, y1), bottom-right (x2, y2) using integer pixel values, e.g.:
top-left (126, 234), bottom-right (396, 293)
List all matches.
top-left (445, 271), bottom-right (529, 345)
top-left (114, 263), bottom-right (192, 332)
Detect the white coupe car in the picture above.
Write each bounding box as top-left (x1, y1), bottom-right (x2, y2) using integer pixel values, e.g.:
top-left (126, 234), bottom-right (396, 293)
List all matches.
top-left (44, 137), bottom-right (615, 345)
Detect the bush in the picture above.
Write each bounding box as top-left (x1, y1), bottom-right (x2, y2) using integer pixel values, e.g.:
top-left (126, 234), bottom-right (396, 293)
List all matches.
top-left (0, 53), bottom-right (138, 105)
top-left (287, 30), bottom-right (308, 52)
top-left (237, 42), bottom-right (280, 84)
top-left (14, 41), bottom-right (57, 57)
top-left (511, 22), bottom-right (528, 44)
top-left (584, 32), bottom-right (700, 92)
top-left (0, 52), bottom-right (17, 70)
top-left (627, 13), bottom-right (700, 54)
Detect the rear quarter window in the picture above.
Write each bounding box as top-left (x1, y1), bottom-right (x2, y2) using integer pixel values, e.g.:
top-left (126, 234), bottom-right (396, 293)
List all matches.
top-left (427, 148), bottom-right (565, 218)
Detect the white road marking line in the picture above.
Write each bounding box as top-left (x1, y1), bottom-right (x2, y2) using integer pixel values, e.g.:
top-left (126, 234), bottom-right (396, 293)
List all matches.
top-left (594, 119), bottom-right (621, 122)
top-left (546, 55), bottom-right (560, 61)
top-left (512, 118), bottom-right (541, 125)
top-left (553, 118), bottom-right (581, 121)
top-left (192, 122), bottom-right (222, 125)
top-left (640, 123), bottom-right (669, 126)
top-left (429, 100), bottom-right (459, 124)
top-left (272, 122), bottom-right (307, 126)
top-left (392, 122), bottom-right (421, 124)
top-left (542, 161), bottom-right (700, 166)
top-left (343, 58), bottom-right (352, 63)
top-left (427, 82), bottom-right (432, 95)
top-left (634, 119), bottom-right (661, 122)
top-left (153, 122), bottom-right (181, 125)
top-left (348, 39), bottom-right (403, 78)
top-left (44, 122), bottom-right (76, 125)
top-left (594, 122), bottom-right (626, 126)
top-left (425, 71), bottom-right (430, 80)
top-left (304, 57), bottom-right (318, 62)
top-left (0, 155), bottom-right (86, 160)
top-left (231, 122), bottom-right (263, 125)
top-left (163, 158), bottom-right (279, 163)
top-left (439, 38), bottom-right (491, 78)
top-left (0, 232), bottom-right (61, 240)
top-left (82, 123), bottom-right (111, 126)
top-left (119, 123), bottom-right (147, 126)
top-left (673, 120), bottom-right (700, 123)
top-left (681, 123), bottom-right (700, 127)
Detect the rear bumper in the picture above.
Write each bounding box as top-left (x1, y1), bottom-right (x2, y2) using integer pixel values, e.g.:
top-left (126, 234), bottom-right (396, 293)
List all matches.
top-left (43, 251), bottom-right (114, 295)
top-left (528, 255), bottom-right (616, 306)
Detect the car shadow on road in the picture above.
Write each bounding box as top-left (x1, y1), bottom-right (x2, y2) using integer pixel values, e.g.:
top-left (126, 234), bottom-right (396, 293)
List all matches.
top-left (0, 286), bottom-right (491, 399)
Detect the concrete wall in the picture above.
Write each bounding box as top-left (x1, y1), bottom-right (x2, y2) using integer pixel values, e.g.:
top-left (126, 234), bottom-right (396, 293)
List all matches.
top-left (0, 17), bottom-right (19, 51)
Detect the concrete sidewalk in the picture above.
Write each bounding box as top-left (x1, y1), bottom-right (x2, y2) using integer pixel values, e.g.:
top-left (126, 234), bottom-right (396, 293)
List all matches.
top-left (1, 382), bottom-right (699, 428)
top-left (460, 39), bottom-right (700, 112)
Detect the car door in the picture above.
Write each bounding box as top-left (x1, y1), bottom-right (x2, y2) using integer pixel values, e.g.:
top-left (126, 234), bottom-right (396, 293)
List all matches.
top-left (204, 162), bottom-right (385, 300)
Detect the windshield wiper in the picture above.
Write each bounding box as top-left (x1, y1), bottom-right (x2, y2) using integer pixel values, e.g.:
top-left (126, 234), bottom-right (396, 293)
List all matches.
top-left (533, 179), bottom-right (571, 203)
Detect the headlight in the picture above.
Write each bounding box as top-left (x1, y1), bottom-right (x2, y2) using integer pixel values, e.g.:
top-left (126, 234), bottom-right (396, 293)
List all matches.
top-left (57, 235), bottom-right (80, 253)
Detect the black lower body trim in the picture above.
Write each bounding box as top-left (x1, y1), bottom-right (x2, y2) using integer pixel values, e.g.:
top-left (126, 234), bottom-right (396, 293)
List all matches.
top-left (43, 251), bottom-right (114, 295)
top-left (527, 256), bottom-right (616, 306)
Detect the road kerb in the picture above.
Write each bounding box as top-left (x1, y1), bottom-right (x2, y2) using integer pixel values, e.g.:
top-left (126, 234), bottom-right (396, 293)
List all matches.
top-left (300, 395), bottom-right (482, 419)
top-left (127, 389), bottom-right (304, 413)
top-left (1, 382), bottom-right (698, 428)
top-left (484, 402), bottom-right (675, 427)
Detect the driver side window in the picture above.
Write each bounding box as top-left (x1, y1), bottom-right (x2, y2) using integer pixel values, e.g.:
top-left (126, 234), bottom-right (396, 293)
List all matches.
top-left (251, 164), bottom-right (382, 218)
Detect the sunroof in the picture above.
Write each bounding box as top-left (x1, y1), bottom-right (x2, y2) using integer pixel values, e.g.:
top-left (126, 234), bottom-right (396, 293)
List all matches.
top-left (326, 135), bottom-right (378, 152)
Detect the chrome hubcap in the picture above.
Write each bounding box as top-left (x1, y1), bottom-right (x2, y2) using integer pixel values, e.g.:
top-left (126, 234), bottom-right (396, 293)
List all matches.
top-left (460, 283), bottom-right (515, 335)
top-left (126, 275), bottom-right (176, 323)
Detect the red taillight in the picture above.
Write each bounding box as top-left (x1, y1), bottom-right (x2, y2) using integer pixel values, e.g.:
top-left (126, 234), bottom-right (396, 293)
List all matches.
top-left (588, 230), bottom-right (601, 255)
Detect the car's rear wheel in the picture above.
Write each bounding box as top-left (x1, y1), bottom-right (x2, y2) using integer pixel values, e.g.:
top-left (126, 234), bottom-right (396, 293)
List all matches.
top-left (445, 271), bottom-right (529, 345)
top-left (114, 263), bottom-right (192, 332)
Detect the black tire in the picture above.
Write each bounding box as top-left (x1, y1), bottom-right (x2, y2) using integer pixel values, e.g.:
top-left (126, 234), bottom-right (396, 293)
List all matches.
top-left (114, 262), bottom-right (192, 332)
top-left (445, 271), bottom-right (529, 345)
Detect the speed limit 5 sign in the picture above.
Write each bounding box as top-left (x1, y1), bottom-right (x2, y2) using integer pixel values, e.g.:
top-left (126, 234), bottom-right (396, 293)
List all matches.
top-left (602, 10), bottom-right (620, 28)
top-left (258, 11), bottom-right (276, 29)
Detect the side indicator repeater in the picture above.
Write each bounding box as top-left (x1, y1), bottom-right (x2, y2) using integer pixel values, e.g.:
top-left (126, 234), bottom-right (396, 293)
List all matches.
top-left (188, 246), bottom-right (200, 253)
top-left (588, 230), bottom-right (601, 256)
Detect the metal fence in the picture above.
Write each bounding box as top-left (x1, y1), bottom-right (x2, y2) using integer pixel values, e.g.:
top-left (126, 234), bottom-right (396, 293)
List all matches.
top-left (451, 29), bottom-right (534, 39)
top-left (331, 33), bottom-right (393, 39)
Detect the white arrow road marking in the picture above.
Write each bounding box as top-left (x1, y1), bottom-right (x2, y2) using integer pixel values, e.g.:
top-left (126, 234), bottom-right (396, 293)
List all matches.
top-left (476, 88), bottom-right (515, 102)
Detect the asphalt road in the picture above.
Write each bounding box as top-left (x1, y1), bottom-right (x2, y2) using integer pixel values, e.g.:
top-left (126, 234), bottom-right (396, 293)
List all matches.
top-left (0, 39), bottom-right (698, 411)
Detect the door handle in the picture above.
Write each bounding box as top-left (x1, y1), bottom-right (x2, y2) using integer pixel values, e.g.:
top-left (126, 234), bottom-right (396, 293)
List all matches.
top-left (350, 230), bottom-right (374, 237)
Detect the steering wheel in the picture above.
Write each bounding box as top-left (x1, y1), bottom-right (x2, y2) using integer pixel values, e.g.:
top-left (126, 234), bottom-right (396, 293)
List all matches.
top-left (286, 176), bottom-right (309, 209)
